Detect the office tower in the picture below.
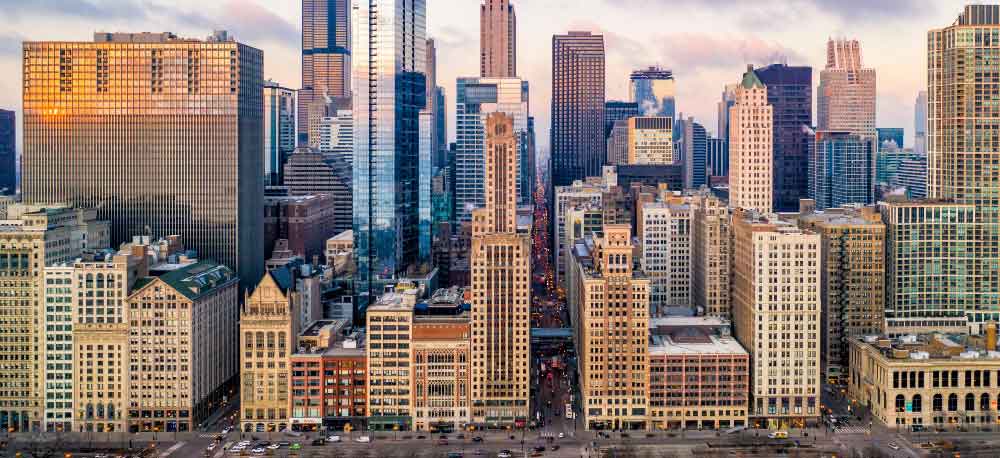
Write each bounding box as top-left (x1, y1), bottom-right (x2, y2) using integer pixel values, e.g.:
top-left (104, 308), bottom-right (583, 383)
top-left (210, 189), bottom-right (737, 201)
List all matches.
top-left (522, 116), bottom-right (536, 206)
top-left (0, 205), bottom-right (109, 433)
top-left (454, 77), bottom-right (529, 223)
top-left (717, 84), bottom-right (737, 141)
top-left (880, 199), bottom-right (987, 335)
top-left (728, 66), bottom-right (774, 213)
top-left (641, 200), bottom-right (692, 315)
top-left (818, 39), bottom-right (876, 141)
top-left (365, 289), bottom-right (417, 429)
top-left (240, 269), bottom-right (303, 433)
top-left (317, 107), bottom-right (353, 166)
top-left (284, 147), bottom-right (353, 234)
top-left (553, 169), bottom-right (615, 287)
top-left (875, 144), bottom-right (915, 186)
top-left (927, 5), bottom-right (1000, 334)
top-left (607, 120), bottom-right (629, 165)
top-left (353, 0), bottom-right (428, 304)
top-left (551, 31), bottom-right (605, 187)
top-left (914, 91), bottom-right (927, 155)
top-left (627, 117), bottom-right (673, 165)
top-left (754, 64), bottom-right (812, 212)
top-left (300, 0), bottom-right (351, 144)
top-left (22, 31), bottom-right (264, 286)
top-left (427, 38), bottom-right (441, 169)
top-left (481, 0), bottom-right (517, 78)
top-left (435, 87), bottom-right (448, 168)
top-left (690, 190), bottom-right (731, 319)
top-left (809, 131), bottom-right (875, 210)
top-left (649, 317), bottom-right (749, 430)
top-left (796, 206), bottom-right (885, 384)
top-left (630, 66), bottom-right (676, 119)
top-left (127, 257), bottom-right (239, 432)
top-left (470, 112), bottom-right (531, 428)
top-left (731, 210), bottom-right (821, 429)
top-left (605, 101), bottom-right (639, 139)
top-left (676, 116), bottom-right (708, 189)
top-left (567, 224), bottom-right (650, 430)
top-left (892, 154), bottom-right (927, 199)
top-left (707, 136), bottom-right (729, 179)
top-left (877, 128), bottom-right (904, 150)
top-left (411, 287), bottom-right (472, 431)
top-left (0, 110), bottom-right (13, 194)
top-left (264, 81), bottom-right (297, 186)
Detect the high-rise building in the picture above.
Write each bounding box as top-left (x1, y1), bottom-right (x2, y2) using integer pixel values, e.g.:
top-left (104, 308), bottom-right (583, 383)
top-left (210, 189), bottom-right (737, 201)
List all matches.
top-left (264, 81), bottom-right (297, 186)
top-left (817, 39), bottom-right (876, 141)
top-left (731, 210), bottom-right (821, 429)
top-left (522, 116), bottom-right (536, 206)
top-left (0, 109), bottom-right (14, 194)
top-left (22, 32), bottom-right (264, 286)
top-left (630, 66), bottom-right (676, 119)
top-left (454, 77), bottom-right (529, 223)
top-left (551, 31), bottom-right (605, 187)
top-left (554, 169), bottom-right (616, 287)
top-left (627, 117), bottom-right (674, 165)
top-left (317, 108), bottom-right (353, 166)
top-left (927, 5), bottom-right (1000, 334)
top-left (480, 0), bottom-right (516, 78)
top-left (728, 66), bottom-right (773, 213)
top-left (606, 120), bottom-right (629, 166)
top-left (470, 112), bottom-right (531, 428)
top-left (892, 153), bottom-right (927, 199)
top-left (352, 0), bottom-right (428, 304)
top-left (880, 199), bottom-right (988, 335)
top-left (641, 200), bottom-right (691, 315)
top-left (914, 90), bottom-right (927, 155)
top-left (567, 224), bottom-right (650, 430)
top-left (676, 116), bottom-right (708, 189)
top-left (426, 38), bottom-right (441, 170)
top-left (809, 130), bottom-right (874, 210)
top-left (690, 190), bottom-right (731, 319)
top-left (717, 84), bottom-right (737, 141)
top-left (875, 144), bottom-right (915, 187)
top-left (605, 101), bottom-right (639, 139)
top-left (434, 87), bottom-right (448, 168)
top-left (284, 147), bottom-right (352, 235)
top-left (877, 127), bottom-right (904, 150)
top-left (301, 0), bottom-right (351, 144)
top-left (796, 205), bottom-right (885, 384)
top-left (0, 205), bottom-right (109, 433)
top-left (707, 136), bottom-right (729, 180)
top-left (754, 64), bottom-right (812, 212)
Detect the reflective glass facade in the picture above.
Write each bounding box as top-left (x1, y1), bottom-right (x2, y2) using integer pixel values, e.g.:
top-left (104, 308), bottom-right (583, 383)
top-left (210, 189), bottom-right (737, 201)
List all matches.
top-left (630, 67), bottom-right (675, 120)
top-left (551, 32), bottom-right (605, 188)
top-left (809, 131), bottom-right (874, 210)
top-left (301, 0), bottom-right (351, 144)
top-left (0, 109), bottom-right (14, 194)
top-left (264, 81), bottom-right (297, 186)
top-left (353, 0), bottom-right (428, 304)
top-left (754, 64), bottom-right (813, 212)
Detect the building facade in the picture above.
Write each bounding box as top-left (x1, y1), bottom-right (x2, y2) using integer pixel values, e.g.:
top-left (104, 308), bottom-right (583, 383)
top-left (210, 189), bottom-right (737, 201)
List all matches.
top-left (676, 117), bottom-right (708, 189)
top-left (753, 64), bottom-right (812, 212)
top-left (365, 290), bottom-right (417, 430)
top-left (877, 128), bottom-right (904, 150)
top-left (809, 130), bottom-right (874, 210)
top-left (629, 66), bottom-right (675, 119)
top-left (627, 117), bottom-right (674, 165)
top-left (728, 67), bottom-right (773, 213)
top-left (607, 120), bottom-right (629, 166)
top-left (283, 148), bottom-right (352, 235)
top-left (480, 0), bottom-right (516, 78)
top-left (605, 101), bottom-right (639, 139)
top-left (818, 38), bottom-right (876, 141)
top-left (641, 201), bottom-right (691, 315)
top-left (264, 81), bottom-right (297, 186)
top-left (731, 210), bottom-right (821, 428)
top-left (690, 190), bottom-right (731, 319)
top-left (22, 32), bottom-right (264, 285)
top-left (300, 0), bottom-right (351, 144)
top-left (0, 109), bottom-right (14, 194)
top-left (551, 31), bottom-right (605, 187)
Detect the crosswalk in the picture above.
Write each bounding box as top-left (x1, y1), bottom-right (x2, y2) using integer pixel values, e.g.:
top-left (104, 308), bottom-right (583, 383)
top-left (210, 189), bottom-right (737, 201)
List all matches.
top-left (159, 441), bottom-right (187, 457)
top-left (833, 425), bottom-right (870, 434)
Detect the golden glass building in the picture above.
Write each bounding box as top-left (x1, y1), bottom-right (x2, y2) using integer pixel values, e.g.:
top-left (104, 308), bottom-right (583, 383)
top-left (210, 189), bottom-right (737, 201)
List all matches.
top-left (300, 0), bottom-right (352, 144)
top-left (22, 32), bottom-right (264, 286)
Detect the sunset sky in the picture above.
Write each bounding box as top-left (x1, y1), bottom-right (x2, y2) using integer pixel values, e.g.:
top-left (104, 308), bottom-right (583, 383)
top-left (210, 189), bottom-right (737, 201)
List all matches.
top-left (0, 0), bottom-right (976, 154)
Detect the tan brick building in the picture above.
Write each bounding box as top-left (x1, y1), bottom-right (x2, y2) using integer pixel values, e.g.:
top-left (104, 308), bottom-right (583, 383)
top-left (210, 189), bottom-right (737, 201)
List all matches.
top-left (366, 290), bottom-right (417, 430)
top-left (690, 190), bottom-right (731, 319)
top-left (728, 66), bottom-right (774, 213)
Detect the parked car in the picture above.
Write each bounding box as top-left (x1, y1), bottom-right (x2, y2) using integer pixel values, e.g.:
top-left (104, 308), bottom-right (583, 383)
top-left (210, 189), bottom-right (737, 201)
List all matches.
top-left (355, 435), bottom-right (371, 443)
top-left (327, 435), bottom-right (341, 443)
top-left (472, 436), bottom-right (483, 443)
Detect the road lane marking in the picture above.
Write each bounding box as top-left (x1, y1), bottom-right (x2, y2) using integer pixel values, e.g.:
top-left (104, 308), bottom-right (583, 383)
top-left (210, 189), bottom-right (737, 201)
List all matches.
top-left (160, 441), bottom-right (186, 457)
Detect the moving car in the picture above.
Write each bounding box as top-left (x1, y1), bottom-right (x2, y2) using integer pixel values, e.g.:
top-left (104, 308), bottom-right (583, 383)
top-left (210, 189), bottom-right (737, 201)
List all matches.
top-left (498, 451), bottom-right (513, 458)
top-left (327, 435), bottom-right (341, 443)
top-left (472, 436), bottom-right (483, 443)
top-left (356, 435), bottom-right (371, 443)
top-left (250, 447), bottom-right (266, 455)
top-left (767, 431), bottom-right (789, 439)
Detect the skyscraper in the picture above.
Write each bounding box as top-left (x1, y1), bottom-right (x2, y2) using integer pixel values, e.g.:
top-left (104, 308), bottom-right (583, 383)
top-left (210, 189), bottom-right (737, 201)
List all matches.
top-left (607, 120), bottom-right (629, 165)
top-left (717, 84), bottom-right (737, 141)
top-left (630, 66), bottom-right (676, 120)
top-left (754, 64), bottom-right (812, 212)
top-left (353, 0), bottom-right (428, 305)
top-left (707, 136), bottom-right (729, 179)
top-left (264, 81), bottom-right (297, 186)
top-left (454, 77), bottom-right (529, 223)
top-left (301, 0), bottom-right (351, 145)
top-left (817, 38), bottom-right (876, 141)
top-left (605, 101), bottom-right (639, 139)
top-left (470, 113), bottom-right (531, 427)
top-left (809, 131), bottom-right (874, 210)
top-left (480, 0), bottom-right (517, 78)
top-left (22, 31), bottom-right (264, 285)
top-left (551, 31), bottom-right (605, 187)
top-left (914, 90), bottom-right (927, 155)
top-left (690, 190), bottom-right (730, 319)
top-left (728, 66), bottom-right (773, 213)
top-left (927, 4), bottom-right (1000, 332)
top-left (0, 109), bottom-right (14, 194)
top-left (434, 87), bottom-right (448, 168)
top-left (426, 38), bottom-right (443, 173)
top-left (627, 117), bottom-right (674, 165)
top-left (676, 116), bottom-right (708, 189)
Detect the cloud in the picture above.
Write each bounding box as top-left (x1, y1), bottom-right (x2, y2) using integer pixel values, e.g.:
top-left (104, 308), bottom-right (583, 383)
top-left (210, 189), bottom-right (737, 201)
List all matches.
top-left (0, 0), bottom-right (148, 21)
top-left (604, 0), bottom-right (936, 23)
top-left (0, 34), bottom-right (24, 58)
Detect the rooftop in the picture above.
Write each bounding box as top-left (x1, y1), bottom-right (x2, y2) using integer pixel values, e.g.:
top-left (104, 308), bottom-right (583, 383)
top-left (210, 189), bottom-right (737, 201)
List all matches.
top-left (139, 260), bottom-right (237, 301)
top-left (650, 333), bottom-right (748, 357)
top-left (854, 332), bottom-right (1000, 362)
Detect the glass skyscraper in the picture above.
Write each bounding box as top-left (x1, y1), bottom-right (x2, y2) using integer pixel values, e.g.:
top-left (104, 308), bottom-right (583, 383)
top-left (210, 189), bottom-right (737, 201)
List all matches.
top-left (353, 0), bottom-right (428, 306)
top-left (301, 0), bottom-right (352, 144)
top-left (551, 31), bottom-right (605, 188)
top-left (0, 110), bottom-right (13, 195)
top-left (604, 100), bottom-right (639, 139)
top-left (809, 131), bottom-right (874, 210)
top-left (454, 77), bottom-right (529, 223)
top-left (629, 66), bottom-right (675, 120)
top-left (676, 116), bottom-right (708, 189)
top-left (876, 127), bottom-right (904, 150)
top-left (263, 81), bottom-right (297, 186)
top-left (754, 63), bottom-right (813, 212)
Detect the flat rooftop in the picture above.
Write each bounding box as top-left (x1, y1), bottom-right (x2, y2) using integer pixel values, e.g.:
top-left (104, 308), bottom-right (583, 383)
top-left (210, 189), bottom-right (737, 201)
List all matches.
top-left (650, 333), bottom-right (748, 356)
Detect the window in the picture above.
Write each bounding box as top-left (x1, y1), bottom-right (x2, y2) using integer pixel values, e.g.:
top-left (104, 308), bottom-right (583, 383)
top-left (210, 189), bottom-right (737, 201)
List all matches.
top-left (948, 394), bottom-right (958, 412)
top-left (912, 394), bottom-right (922, 413)
top-left (933, 394), bottom-right (943, 412)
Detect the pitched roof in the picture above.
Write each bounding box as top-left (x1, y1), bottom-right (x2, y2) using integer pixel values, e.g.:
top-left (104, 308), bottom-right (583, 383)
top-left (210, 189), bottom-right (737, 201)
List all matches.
top-left (741, 65), bottom-right (765, 89)
top-left (147, 261), bottom-right (237, 301)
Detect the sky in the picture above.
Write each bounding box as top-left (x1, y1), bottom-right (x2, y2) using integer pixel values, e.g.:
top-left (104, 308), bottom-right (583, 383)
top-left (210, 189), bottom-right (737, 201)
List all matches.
top-left (0, 0), bottom-right (980, 155)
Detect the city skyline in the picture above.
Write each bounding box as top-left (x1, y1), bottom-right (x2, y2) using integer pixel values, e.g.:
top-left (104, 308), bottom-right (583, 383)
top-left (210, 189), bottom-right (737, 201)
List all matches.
top-left (0, 0), bottom-right (974, 157)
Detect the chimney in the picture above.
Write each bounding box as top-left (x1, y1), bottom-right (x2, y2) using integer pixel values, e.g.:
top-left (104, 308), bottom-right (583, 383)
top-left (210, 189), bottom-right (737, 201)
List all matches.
top-left (987, 321), bottom-right (997, 352)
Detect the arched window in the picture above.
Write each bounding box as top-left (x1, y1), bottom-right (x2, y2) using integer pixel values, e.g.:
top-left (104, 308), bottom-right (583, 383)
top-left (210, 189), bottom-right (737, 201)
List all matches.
top-left (912, 394), bottom-right (922, 413)
top-left (948, 394), bottom-right (959, 412)
top-left (107, 404), bottom-right (115, 419)
top-left (966, 393), bottom-right (976, 411)
top-left (96, 403), bottom-right (105, 418)
top-left (255, 332), bottom-right (265, 349)
top-left (981, 393), bottom-right (991, 411)
top-left (895, 395), bottom-right (905, 413)
top-left (244, 332), bottom-right (253, 348)
top-left (86, 403), bottom-right (94, 419)
top-left (933, 394), bottom-right (943, 411)
top-left (95, 273), bottom-right (105, 288)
